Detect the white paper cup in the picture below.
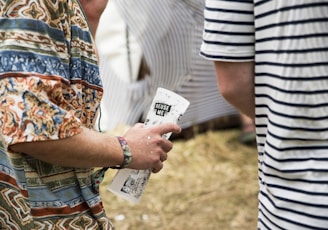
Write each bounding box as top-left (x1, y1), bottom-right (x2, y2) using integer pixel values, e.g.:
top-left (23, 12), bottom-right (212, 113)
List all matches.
top-left (108, 87), bottom-right (190, 203)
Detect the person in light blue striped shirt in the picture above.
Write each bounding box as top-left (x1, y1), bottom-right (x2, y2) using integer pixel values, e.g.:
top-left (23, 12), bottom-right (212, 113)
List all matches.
top-left (201, 0), bottom-right (328, 229)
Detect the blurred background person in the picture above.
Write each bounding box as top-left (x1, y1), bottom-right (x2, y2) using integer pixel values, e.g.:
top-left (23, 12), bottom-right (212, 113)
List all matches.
top-left (95, 0), bottom-right (255, 143)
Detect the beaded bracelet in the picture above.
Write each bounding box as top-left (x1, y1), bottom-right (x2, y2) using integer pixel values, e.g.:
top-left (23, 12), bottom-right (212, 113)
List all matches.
top-left (111, 136), bottom-right (133, 169)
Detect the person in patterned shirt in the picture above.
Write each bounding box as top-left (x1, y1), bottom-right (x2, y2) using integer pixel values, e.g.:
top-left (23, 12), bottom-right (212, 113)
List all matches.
top-left (0, 0), bottom-right (181, 229)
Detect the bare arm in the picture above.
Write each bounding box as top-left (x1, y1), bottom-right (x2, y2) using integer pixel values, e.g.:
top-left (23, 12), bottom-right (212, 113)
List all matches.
top-left (79, 0), bottom-right (109, 37)
top-left (9, 123), bottom-right (181, 173)
top-left (214, 61), bottom-right (255, 119)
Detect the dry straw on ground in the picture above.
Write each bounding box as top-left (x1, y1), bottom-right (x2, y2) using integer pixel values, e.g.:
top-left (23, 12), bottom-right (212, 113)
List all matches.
top-left (100, 128), bottom-right (259, 230)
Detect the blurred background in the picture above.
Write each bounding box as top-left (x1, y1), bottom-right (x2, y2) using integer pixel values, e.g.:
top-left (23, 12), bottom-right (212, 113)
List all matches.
top-left (96, 0), bottom-right (258, 229)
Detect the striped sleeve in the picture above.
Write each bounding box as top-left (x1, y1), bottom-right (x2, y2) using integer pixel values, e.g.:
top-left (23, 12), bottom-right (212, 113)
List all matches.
top-left (200, 0), bottom-right (255, 61)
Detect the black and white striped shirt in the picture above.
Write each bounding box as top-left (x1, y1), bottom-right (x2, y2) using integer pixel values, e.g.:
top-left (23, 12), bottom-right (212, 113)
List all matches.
top-left (201, 0), bottom-right (328, 229)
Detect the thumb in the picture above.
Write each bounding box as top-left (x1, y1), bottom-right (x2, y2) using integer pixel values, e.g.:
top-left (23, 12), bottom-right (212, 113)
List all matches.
top-left (154, 123), bottom-right (181, 136)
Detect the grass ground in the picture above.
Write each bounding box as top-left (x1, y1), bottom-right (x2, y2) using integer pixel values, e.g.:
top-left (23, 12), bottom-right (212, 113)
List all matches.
top-left (100, 128), bottom-right (259, 230)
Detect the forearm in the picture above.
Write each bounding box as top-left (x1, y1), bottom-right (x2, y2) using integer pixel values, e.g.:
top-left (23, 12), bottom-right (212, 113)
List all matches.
top-left (9, 127), bottom-right (123, 168)
top-left (214, 61), bottom-right (255, 119)
top-left (9, 123), bottom-right (181, 172)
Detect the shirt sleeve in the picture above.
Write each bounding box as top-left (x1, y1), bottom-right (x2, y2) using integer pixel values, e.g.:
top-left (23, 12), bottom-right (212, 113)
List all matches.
top-left (200, 0), bottom-right (255, 62)
top-left (0, 77), bottom-right (83, 145)
top-left (0, 1), bottom-right (85, 146)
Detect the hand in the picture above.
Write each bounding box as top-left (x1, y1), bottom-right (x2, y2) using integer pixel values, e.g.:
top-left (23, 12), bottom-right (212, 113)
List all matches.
top-left (123, 123), bottom-right (181, 173)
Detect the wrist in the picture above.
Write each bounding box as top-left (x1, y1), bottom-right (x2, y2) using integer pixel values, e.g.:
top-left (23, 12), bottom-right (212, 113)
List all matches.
top-left (111, 136), bottom-right (133, 169)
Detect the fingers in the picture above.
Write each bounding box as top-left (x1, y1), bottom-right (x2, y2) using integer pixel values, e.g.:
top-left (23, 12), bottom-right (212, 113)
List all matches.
top-left (150, 146), bottom-right (168, 174)
top-left (147, 135), bottom-right (173, 157)
top-left (124, 123), bottom-right (179, 172)
top-left (160, 152), bottom-right (168, 162)
top-left (134, 123), bottom-right (144, 129)
top-left (145, 127), bottom-right (174, 170)
top-left (153, 122), bottom-right (181, 136)
top-left (152, 161), bottom-right (163, 174)
top-left (147, 137), bottom-right (170, 161)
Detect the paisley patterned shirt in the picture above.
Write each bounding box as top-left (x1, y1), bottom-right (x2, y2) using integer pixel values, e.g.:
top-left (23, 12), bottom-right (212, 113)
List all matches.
top-left (0, 0), bottom-right (112, 229)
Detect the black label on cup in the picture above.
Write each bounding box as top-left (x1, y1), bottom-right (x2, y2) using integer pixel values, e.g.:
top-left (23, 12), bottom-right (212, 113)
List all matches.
top-left (154, 103), bottom-right (171, 116)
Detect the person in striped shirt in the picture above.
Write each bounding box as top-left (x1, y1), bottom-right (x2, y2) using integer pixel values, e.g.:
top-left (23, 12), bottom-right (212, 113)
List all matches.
top-left (201, 0), bottom-right (328, 229)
